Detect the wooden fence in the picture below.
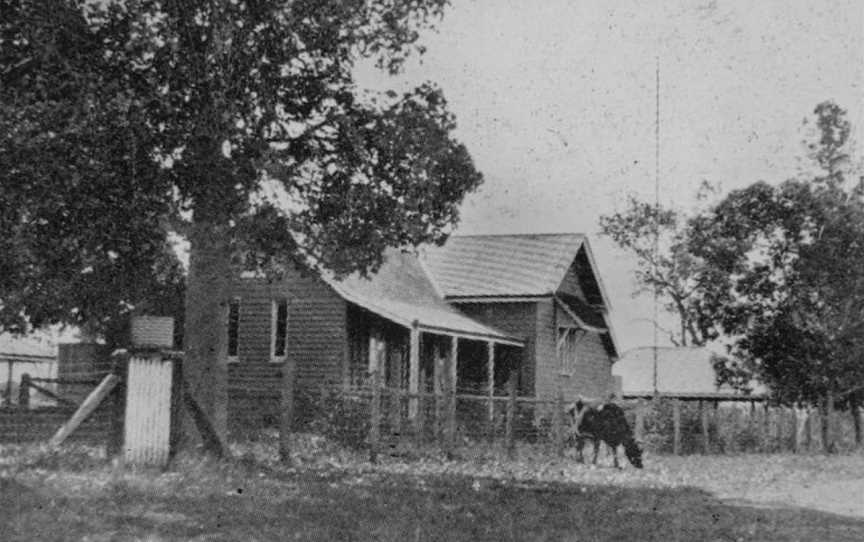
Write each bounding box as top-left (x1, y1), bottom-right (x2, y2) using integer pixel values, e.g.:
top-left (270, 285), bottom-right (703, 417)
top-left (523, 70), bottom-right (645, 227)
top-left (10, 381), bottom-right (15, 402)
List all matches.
top-left (286, 374), bottom-right (864, 461)
top-left (0, 372), bottom-right (118, 445)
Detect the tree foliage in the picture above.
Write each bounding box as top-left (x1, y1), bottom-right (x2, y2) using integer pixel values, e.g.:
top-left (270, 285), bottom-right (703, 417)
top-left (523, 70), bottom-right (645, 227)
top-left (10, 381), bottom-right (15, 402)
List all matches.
top-left (0, 1), bottom-right (185, 346)
top-left (691, 102), bottom-right (864, 410)
top-left (1, 0), bottom-right (483, 443)
top-left (598, 186), bottom-right (727, 347)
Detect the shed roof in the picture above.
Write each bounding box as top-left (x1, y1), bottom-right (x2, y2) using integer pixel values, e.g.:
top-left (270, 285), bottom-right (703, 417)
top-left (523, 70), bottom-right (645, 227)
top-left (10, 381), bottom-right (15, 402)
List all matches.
top-left (613, 346), bottom-right (765, 397)
top-left (323, 249), bottom-right (524, 346)
top-left (422, 233), bottom-right (610, 305)
top-left (0, 333), bottom-right (56, 363)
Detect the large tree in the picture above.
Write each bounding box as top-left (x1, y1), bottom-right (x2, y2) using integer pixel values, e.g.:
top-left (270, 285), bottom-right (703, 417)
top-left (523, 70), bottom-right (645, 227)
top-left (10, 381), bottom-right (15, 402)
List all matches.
top-left (1, 0), bottom-right (483, 447)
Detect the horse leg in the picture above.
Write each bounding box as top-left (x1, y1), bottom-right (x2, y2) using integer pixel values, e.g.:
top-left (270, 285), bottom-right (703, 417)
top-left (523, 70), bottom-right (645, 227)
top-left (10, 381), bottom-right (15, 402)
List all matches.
top-left (592, 438), bottom-right (600, 465)
top-left (611, 444), bottom-right (620, 469)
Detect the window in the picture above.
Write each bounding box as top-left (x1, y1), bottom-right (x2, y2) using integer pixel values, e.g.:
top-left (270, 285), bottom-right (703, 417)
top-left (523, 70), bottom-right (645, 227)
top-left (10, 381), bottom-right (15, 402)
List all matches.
top-left (227, 298), bottom-right (240, 361)
top-left (558, 327), bottom-right (581, 374)
top-left (271, 298), bottom-right (288, 362)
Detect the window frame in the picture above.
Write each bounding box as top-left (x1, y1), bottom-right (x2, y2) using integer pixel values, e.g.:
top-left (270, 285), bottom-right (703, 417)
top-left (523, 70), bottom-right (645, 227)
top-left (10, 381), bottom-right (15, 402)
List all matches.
top-left (557, 326), bottom-right (583, 376)
top-left (227, 297), bottom-right (241, 363)
top-left (270, 298), bottom-right (289, 363)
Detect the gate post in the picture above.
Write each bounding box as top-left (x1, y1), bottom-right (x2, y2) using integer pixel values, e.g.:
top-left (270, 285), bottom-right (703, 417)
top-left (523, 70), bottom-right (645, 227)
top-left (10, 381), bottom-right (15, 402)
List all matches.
top-left (108, 350), bottom-right (130, 457)
top-left (18, 373), bottom-right (31, 409)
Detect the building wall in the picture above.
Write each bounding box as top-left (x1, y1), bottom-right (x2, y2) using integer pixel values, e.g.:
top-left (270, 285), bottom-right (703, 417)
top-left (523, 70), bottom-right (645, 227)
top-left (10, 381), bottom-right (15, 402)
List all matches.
top-left (534, 298), bottom-right (614, 401)
top-left (227, 270), bottom-right (348, 431)
top-left (450, 302), bottom-right (537, 395)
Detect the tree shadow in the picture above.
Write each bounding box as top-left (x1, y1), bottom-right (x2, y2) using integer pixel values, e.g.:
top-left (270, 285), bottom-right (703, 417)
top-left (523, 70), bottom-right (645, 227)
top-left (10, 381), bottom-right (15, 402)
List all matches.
top-left (2, 468), bottom-right (864, 541)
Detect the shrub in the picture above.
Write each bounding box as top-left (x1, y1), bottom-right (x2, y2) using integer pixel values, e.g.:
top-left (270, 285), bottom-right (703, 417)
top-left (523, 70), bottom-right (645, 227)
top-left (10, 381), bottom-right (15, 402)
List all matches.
top-left (303, 388), bottom-right (371, 451)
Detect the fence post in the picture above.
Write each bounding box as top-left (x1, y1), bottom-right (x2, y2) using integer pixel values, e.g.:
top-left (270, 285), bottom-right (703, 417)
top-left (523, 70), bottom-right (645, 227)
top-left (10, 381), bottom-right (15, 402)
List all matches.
top-left (108, 351), bottom-right (130, 458)
top-left (554, 390), bottom-right (565, 458)
top-left (169, 353), bottom-right (184, 458)
top-left (700, 400), bottom-right (710, 454)
top-left (369, 368), bottom-right (381, 464)
top-left (4, 360), bottom-right (13, 406)
top-left (487, 341), bottom-right (495, 438)
top-left (505, 376), bottom-right (516, 459)
top-left (415, 371), bottom-right (425, 439)
top-left (634, 401), bottom-right (645, 442)
top-left (434, 342), bottom-right (444, 444)
top-left (713, 401), bottom-right (723, 452)
top-left (672, 398), bottom-right (681, 456)
top-left (18, 373), bottom-right (30, 409)
top-left (279, 358), bottom-right (296, 464)
top-left (414, 389), bottom-right (425, 445)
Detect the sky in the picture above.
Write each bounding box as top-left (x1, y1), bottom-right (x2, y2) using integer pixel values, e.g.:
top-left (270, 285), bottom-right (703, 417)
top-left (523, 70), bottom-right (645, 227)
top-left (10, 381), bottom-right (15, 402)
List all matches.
top-left (357, 0), bottom-right (864, 353)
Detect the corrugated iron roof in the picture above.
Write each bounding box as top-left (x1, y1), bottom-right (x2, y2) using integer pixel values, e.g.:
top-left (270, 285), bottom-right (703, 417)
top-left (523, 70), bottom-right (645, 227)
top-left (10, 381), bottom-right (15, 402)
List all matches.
top-left (323, 249), bottom-right (524, 346)
top-left (613, 346), bottom-right (765, 396)
top-left (422, 233), bottom-right (588, 298)
top-left (0, 333), bottom-right (57, 360)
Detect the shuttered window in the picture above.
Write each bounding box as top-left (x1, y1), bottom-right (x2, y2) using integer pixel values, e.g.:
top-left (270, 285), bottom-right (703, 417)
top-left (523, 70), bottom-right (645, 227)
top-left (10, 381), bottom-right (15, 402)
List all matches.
top-left (227, 298), bottom-right (241, 360)
top-left (271, 298), bottom-right (288, 362)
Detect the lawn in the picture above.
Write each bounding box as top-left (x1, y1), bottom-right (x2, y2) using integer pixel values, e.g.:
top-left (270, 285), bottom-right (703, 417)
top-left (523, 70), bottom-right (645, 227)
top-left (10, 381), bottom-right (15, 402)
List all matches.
top-left (1, 440), bottom-right (863, 541)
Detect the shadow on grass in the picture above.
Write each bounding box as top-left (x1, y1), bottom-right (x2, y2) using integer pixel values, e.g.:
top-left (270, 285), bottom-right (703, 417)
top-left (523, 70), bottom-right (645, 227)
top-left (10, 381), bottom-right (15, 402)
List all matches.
top-left (1, 466), bottom-right (862, 542)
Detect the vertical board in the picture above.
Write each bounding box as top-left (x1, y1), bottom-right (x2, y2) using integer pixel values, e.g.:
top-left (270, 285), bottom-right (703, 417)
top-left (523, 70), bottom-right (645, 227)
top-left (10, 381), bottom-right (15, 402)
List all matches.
top-left (124, 356), bottom-right (173, 466)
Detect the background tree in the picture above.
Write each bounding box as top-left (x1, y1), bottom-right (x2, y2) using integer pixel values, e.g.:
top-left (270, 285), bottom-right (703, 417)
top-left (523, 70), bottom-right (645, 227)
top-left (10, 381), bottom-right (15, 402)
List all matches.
top-left (1, 0), bottom-right (483, 449)
top-left (598, 185), bottom-right (729, 347)
top-left (690, 101), bottom-right (864, 450)
top-left (0, 2), bottom-right (186, 348)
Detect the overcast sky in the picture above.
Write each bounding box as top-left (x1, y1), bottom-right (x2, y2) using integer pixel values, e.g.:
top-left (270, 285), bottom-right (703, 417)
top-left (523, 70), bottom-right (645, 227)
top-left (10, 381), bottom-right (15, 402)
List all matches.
top-left (357, 0), bottom-right (864, 353)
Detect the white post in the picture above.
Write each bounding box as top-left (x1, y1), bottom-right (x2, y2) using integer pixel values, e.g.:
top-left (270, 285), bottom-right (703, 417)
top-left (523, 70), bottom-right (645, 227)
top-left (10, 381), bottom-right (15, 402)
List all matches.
top-left (408, 323), bottom-right (420, 419)
top-left (450, 337), bottom-right (459, 394)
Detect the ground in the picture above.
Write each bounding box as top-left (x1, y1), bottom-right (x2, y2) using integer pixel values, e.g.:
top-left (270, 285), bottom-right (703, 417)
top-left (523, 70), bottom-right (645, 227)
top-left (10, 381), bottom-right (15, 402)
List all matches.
top-left (1, 440), bottom-right (863, 541)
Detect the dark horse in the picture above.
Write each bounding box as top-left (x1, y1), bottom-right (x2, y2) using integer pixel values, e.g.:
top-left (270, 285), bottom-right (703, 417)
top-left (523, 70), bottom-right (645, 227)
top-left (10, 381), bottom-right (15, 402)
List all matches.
top-left (567, 399), bottom-right (643, 469)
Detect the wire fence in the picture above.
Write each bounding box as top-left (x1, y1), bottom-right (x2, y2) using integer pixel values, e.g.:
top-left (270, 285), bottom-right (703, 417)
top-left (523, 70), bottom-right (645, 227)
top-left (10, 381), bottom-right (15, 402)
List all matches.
top-left (226, 382), bottom-right (864, 461)
top-left (4, 355), bottom-right (861, 461)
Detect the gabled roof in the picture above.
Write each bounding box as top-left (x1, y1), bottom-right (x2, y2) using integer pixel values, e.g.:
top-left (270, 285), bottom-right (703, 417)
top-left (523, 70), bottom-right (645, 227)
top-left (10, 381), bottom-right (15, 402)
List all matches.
top-left (322, 250), bottom-right (524, 346)
top-left (422, 233), bottom-right (611, 308)
top-left (613, 346), bottom-right (766, 397)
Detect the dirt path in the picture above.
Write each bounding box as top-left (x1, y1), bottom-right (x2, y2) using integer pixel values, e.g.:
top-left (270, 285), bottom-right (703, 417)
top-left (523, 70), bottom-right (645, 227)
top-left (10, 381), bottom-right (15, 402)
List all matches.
top-left (753, 477), bottom-right (864, 518)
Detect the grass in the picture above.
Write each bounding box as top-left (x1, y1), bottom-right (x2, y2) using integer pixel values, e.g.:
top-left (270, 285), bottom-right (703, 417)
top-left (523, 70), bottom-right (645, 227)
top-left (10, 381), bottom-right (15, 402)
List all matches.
top-left (2, 438), bottom-right (864, 541)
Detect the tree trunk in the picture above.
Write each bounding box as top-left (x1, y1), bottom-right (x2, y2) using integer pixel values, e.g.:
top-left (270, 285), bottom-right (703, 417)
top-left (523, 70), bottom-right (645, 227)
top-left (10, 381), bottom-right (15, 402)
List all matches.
top-left (851, 395), bottom-right (862, 449)
top-left (182, 218), bottom-right (233, 451)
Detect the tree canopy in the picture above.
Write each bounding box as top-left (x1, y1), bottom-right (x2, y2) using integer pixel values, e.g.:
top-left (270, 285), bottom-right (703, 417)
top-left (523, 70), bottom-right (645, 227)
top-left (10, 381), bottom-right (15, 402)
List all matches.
top-left (1, 0), bottom-right (483, 445)
top-left (598, 187), bottom-right (728, 347)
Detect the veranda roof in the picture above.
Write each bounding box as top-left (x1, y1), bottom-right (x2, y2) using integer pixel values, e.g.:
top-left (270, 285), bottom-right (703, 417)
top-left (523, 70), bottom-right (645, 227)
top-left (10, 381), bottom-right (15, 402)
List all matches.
top-left (323, 249), bottom-right (524, 347)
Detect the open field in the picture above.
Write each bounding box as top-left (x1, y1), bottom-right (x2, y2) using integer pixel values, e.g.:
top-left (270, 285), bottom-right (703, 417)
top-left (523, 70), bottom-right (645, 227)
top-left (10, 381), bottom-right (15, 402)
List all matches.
top-left (2, 441), bottom-right (864, 541)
